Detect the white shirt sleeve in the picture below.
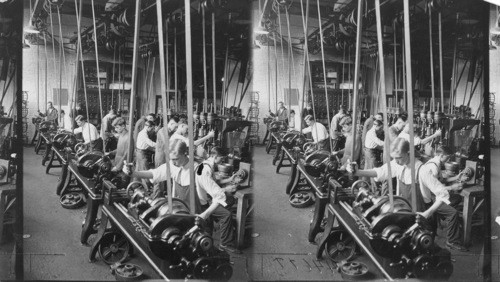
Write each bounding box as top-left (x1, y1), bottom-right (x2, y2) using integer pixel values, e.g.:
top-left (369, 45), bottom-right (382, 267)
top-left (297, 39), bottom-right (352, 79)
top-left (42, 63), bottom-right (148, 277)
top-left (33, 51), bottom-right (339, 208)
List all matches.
top-left (150, 163), bottom-right (168, 183)
top-left (302, 126), bottom-right (312, 134)
top-left (89, 123), bottom-right (99, 141)
top-left (419, 163), bottom-right (451, 205)
top-left (373, 160), bottom-right (403, 182)
top-left (136, 129), bottom-right (156, 149)
top-left (198, 166), bottom-right (227, 207)
top-left (365, 128), bottom-right (384, 148)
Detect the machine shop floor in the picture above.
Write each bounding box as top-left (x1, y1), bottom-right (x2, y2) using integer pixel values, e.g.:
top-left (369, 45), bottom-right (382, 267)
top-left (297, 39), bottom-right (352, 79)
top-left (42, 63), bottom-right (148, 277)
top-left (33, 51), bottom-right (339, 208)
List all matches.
top-left (21, 148), bottom-right (249, 281)
top-left (491, 148), bottom-right (500, 281)
top-left (249, 145), bottom-right (485, 281)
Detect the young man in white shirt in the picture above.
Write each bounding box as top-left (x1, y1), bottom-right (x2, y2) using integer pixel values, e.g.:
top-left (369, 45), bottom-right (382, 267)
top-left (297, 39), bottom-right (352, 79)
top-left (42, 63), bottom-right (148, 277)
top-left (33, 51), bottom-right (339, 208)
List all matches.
top-left (330, 108), bottom-right (347, 151)
top-left (333, 116), bottom-right (362, 166)
top-left (125, 139), bottom-right (196, 209)
top-left (73, 115), bottom-right (102, 151)
top-left (39, 101), bottom-right (58, 124)
top-left (363, 119), bottom-right (384, 170)
top-left (101, 109), bottom-right (117, 151)
top-left (106, 117), bottom-right (129, 172)
top-left (417, 145), bottom-right (467, 252)
top-left (135, 120), bottom-right (156, 172)
top-left (362, 112), bottom-right (383, 146)
top-left (347, 138), bottom-right (424, 208)
top-left (302, 115), bottom-right (330, 151)
top-left (124, 140), bottom-right (241, 254)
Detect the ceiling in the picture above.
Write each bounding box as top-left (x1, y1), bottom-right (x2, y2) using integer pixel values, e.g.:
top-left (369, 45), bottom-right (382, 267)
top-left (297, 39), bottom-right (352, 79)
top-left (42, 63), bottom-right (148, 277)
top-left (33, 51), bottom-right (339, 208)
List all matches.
top-left (24, 0), bottom-right (252, 92)
top-left (27, 0), bottom-right (251, 60)
top-left (256, 0), bottom-right (487, 63)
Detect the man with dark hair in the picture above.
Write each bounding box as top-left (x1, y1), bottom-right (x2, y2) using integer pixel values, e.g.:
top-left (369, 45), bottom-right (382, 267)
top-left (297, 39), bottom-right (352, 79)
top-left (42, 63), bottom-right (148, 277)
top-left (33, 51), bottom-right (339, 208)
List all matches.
top-left (301, 102), bottom-right (313, 129)
top-left (133, 113), bottom-right (155, 143)
top-left (101, 109), bottom-right (117, 152)
top-left (302, 115), bottom-right (330, 151)
top-left (107, 117), bottom-right (129, 171)
top-left (135, 120), bottom-right (156, 172)
top-left (333, 116), bottom-right (362, 166)
top-left (74, 115), bottom-right (102, 151)
top-left (417, 145), bottom-right (468, 252)
top-left (330, 108), bottom-right (347, 151)
top-left (362, 112), bottom-right (383, 147)
top-left (273, 101), bottom-right (288, 124)
top-left (388, 114), bottom-right (408, 144)
top-left (39, 101), bottom-right (58, 124)
top-left (70, 103), bottom-right (86, 129)
top-left (363, 119), bottom-right (384, 169)
top-left (288, 110), bottom-right (296, 130)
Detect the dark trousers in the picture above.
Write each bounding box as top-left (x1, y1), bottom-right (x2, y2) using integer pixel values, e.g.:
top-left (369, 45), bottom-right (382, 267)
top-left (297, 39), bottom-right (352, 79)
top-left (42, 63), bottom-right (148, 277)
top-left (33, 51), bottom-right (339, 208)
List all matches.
top-left (426, 193), bottom-right (462, 244)
top-left (90, 137), bottom-right (103, 152)
top-left (363, 148), bottom-right (381, 170)
top-left (317, 139), bottom-right (330, 151)
top-left (202, 204), bottom-right (235, 246)
top-left (135, 149), bottom-right (153, 171)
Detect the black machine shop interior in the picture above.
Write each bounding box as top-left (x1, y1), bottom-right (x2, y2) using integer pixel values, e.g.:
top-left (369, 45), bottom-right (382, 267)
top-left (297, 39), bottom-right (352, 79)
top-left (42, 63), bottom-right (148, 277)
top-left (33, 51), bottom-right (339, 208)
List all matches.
top-left (0, 0), bottom-right (498, 281)
top-left (253, 0), bottom-right (488, 281)
top-left (13, 0), bottom-right (254, 280)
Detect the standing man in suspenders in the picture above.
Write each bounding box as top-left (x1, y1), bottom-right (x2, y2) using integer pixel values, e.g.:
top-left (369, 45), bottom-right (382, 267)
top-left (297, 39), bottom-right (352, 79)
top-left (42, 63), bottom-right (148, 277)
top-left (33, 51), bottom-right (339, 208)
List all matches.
top-left (417, 145), bottom-right (468, 252)
top-left (195, 147), bottom-right (241, 254)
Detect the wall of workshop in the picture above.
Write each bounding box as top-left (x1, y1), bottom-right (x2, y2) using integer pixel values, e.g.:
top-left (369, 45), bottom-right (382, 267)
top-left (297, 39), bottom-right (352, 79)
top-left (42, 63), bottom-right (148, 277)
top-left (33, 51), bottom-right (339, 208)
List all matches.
top-left (145, 57), bottom-right (251, 124)
top-left (23, 44), bottom-right (147, 140)
top-left (23, 43), bottom-right (76, 140)
top-left (451, 59), bottom-right (483, 118)
top-left (489, 51), bottom-right (499, 144)
top-left (252, 44), bottom-right (397, 141)
top-left (252, 45), bottom-right (305, 139)
top-left (490, 5), bottom-right (500, 145)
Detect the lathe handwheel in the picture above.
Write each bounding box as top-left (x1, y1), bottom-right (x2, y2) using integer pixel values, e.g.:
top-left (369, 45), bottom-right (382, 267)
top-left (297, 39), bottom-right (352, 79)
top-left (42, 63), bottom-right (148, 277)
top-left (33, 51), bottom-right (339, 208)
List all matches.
top-left (413, 254), bottom-right (433, 278)
top-left (340, 261), bottom-right (369, 280)
top-left (325, 229), bottom-right (356, 262)
top-left (192, 257), bottom-right (215, 279)
top-left (59, 192), bottom-right (85, 209)
top-left (288, 191), bottom-right (314, 208)
top-left (98, 231), bottom-right (131, 265)
top-left (351, 180), bottom-right (371, 196)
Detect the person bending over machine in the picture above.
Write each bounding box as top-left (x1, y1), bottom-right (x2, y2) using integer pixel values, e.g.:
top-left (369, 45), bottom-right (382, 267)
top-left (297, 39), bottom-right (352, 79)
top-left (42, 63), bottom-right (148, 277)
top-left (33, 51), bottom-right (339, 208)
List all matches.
top-left (123, 139), bottom-right (242, 254)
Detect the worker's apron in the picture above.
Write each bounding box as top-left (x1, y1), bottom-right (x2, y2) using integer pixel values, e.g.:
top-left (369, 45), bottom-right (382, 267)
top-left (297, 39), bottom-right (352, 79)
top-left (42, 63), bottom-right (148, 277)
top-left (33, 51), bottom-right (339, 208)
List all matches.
top-left (398, 165), bottom-right (426, 212)
top-left (171, 166), bottom-right (202, 214)
top-left (317, 138), bottom-right (330, 151)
